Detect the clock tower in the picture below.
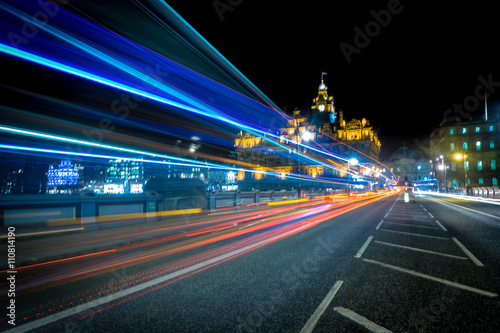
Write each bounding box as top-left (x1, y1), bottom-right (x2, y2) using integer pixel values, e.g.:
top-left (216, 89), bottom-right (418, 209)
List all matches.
top-left (311, 73), bottom-right (336, 128)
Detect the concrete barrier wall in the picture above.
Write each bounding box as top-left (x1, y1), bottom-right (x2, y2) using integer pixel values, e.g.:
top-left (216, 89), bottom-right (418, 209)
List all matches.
top-left (471, 187), bottom-right (500, 198)
top-left (0, 190), bottom-right (301, 231)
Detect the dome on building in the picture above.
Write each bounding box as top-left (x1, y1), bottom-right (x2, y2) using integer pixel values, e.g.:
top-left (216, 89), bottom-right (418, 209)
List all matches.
top-left (390, 147), bottom-right (419, 161)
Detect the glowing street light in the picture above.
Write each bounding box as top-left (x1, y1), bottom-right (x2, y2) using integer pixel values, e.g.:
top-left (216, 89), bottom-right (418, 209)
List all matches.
top-left (454, 153), bottom-right (468, 195)
top-left (302, 130), bottom-right (312, 142)
top-left (348, 158), bottom-right (359, 166)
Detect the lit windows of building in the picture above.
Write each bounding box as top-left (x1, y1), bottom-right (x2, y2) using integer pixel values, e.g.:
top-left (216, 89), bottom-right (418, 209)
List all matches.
top-left (47, 160), bottom-right (80, 193)
top-left (476, 141), bottom-right (481, 150)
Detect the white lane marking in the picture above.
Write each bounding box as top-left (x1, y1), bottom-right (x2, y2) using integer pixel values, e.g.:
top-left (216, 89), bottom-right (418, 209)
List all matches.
top-left (299, 280), bottom-right (344, 333)
top-left (239, 221), bottom-right (261, 230)
top-left (6, 226), bottom-right (301, 332)
top-left (427, 197), bottom-right (500, 221)
top-left (355, 236), bottom-right (374, 258)
top-left (384, 212), bottom-right (389, 218)
top-left (435, 220), bottom-right (448, 232)
top-left (385, 215), bottom-right (431, 220)
top-left (452, 237), bottom-right (485, 267)
top-left (382, 222), bottom-right (440, 229)
top-left (378, 229), bottom-right (448, 240)
top-left (427, 212), bottom-right (434, 218)
top-left (334, 307), bottom-right (393, 333)
top-left (422, 192), bottom-right (500, 206)
top-left (374, 241), bottom-right (467, 260)
top-left (363, 259), bottom-right (497, 297)
top-left (375, 220), bottom-right (384, 230)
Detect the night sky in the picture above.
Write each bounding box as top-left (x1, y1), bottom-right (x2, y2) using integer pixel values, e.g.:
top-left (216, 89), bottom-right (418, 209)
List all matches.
top-left (168, 0), bottom-right (500, 159)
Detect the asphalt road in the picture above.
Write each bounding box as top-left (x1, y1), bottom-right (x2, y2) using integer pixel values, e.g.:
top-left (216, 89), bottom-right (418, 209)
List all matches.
top-left (3, 192), bottom-right (500, 333)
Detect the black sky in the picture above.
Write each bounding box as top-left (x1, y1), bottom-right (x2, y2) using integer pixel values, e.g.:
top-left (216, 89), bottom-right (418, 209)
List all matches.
top-left (168, 0), bottom-right (500, 158)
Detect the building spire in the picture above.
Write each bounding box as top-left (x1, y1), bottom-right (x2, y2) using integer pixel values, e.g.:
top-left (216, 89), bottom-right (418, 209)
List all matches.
top-left (485, 91), bottom-right (488, 121)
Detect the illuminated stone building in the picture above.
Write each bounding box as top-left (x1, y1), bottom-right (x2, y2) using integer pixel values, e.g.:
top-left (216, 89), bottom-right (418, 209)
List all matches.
top-left (430, 116), bottom-right (500, 191)
top-left (235, 76), bottom-right (381, 183)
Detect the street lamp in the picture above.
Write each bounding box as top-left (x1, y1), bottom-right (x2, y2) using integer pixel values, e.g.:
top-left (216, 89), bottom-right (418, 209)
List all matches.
top-left (296, 130), bottom-right (311, 198)
top-left (296, 130), bottom-right (312, 174)
top-left (454, 153), bottom-right (468, 195)
top-left (346, 158), bottom-right (358, 196)
top-left (437, 155), bottom-right (447, 193)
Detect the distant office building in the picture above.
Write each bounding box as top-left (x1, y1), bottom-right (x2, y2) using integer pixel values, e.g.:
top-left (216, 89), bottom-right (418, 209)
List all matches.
top-left (383, 147), bottom-right (432, 186)
top-left (47, 160), bottom-right (81, 194)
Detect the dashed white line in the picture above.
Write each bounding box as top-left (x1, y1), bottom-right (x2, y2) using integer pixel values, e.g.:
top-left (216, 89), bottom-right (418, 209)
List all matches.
top-left (378, 229), bottom-right (448, 240)
top-left (363, 259), bottom-right (497, 297)
top-left (374, 240), bottom-right (467, 260)
top-left (375, 220), bottom-right (384, 230)
top-left (334, 307), bottom-right (393, 333)
top-left (427, 212), bottom-right (434, 218)
top-left (382, 222), bottom-right (440, 229)
top-left (355, 236), bottom-right (374, 258)
top-left (435, 220), bottom-right (448, 232)
top-left (299, 280), bottom-right (344, 333)
top-left (452, 237), bottom-right (485, 267)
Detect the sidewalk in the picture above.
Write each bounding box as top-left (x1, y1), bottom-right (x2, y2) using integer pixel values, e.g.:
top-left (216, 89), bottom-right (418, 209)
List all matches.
top-left (419, 191), bottom-right (500, 205)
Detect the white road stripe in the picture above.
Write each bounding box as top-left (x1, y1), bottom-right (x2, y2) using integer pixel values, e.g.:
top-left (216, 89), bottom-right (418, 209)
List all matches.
top-left (375, 220), bottom-right (384, 230)
top-left (355, 236), bottom-right (374, 258)
top-left (452, 237), bottom-right (484, 267)
top-left (5, 226), bottom-right (302, 332)
top-left (435, 220), bottom-right (448, 232)
top-left (363, 259), bottom-right (497, 297)
top-left (427, 197), bottom-right (500, 221)
top-left (427, 212), bottom-right (434, 218)
top-left (378, 229), bottom-right (448, 240)
top-left (382, 222), bottom-right (440, 229)
top-left (299, 281), bottom-right (344, 333)
top-left (334, 307), bottom-right (393, 333)
top-left (374, 241), bottom-right (467, 260)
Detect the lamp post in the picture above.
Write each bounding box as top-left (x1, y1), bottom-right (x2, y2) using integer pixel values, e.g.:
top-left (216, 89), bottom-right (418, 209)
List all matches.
top-left (454, 153), bottom-right (468, 195)
top-left (347, 158), bottom-right (358, 195)
top-left (437, 155), bottom-right (447, 193)
top-left (296, 128), bottom-right (311, 198)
